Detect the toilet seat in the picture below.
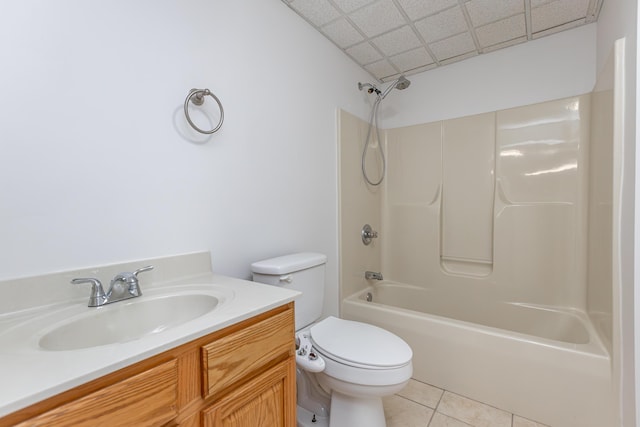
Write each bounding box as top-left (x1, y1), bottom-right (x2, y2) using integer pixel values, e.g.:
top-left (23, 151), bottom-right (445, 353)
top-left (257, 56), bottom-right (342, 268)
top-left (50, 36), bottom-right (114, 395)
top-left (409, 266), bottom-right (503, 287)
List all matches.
top-left (309, 316), bottom-right (412, 370)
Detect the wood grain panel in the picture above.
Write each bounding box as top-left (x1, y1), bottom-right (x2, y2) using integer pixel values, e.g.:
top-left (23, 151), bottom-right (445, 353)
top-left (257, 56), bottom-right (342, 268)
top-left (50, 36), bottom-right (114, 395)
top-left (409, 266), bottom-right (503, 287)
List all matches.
top-left (166, 411), bottom-right (200, 427)
top-left (202, 307), bottom-right (294, 399)
top-left (15, 360), bottom-right (178, 427)
top-left (202, 359), bottom-right (294, 427)
top-left (178, 348), bottom-right (201, 409)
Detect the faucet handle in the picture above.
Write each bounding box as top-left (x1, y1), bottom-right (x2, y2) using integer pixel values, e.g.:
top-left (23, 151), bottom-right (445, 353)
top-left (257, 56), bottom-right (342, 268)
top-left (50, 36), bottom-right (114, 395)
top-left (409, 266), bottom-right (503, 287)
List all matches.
top-left (362, 224), bottom-right (379, 245)
top-left (72, 278), bottom-right (107, 307)
top-left (113, 265), bottom-right (153, 297)
top-left (133, 265), bottom-right (154, 278)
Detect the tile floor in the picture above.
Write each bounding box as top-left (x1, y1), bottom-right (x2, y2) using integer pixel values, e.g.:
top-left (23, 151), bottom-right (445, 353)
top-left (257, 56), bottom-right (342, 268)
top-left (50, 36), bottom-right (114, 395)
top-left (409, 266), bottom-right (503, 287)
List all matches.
top-left (383, 379), bottom-right (549, 427)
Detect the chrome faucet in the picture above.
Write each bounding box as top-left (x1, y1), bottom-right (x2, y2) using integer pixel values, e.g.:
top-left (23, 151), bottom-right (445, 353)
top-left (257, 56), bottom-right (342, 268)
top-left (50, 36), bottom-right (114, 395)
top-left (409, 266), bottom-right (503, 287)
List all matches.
top-left (365, 271), bottom-right (383, 280)
top-left (72, 265), bottom-right (154, 307)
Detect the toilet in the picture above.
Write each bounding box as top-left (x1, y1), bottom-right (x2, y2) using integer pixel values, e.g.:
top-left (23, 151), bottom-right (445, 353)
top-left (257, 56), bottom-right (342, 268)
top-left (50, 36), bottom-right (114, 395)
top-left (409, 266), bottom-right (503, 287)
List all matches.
top-left (251, 252), bottom-right (413, 427)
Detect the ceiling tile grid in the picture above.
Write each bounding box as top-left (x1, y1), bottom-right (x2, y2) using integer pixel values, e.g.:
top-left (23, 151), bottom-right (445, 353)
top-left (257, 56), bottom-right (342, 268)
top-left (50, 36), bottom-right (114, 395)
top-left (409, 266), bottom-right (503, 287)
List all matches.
top-left (283, 0), bottom-right (604, 81)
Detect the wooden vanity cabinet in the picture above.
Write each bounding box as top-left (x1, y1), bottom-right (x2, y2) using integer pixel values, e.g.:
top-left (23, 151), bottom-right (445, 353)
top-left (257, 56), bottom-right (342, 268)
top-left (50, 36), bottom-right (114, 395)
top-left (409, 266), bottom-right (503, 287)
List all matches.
top-left (0, 303), bottom-right (296, 427)
top-left (12, 360), bottom-right (180, 427)
top-left (201, 360), bottom-right (293, 427)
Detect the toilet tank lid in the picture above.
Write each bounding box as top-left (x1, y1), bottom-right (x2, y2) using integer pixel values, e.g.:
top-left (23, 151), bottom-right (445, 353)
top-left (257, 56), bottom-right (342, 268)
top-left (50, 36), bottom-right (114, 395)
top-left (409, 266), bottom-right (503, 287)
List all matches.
top-left (251, 252), bottom-right (327, 275)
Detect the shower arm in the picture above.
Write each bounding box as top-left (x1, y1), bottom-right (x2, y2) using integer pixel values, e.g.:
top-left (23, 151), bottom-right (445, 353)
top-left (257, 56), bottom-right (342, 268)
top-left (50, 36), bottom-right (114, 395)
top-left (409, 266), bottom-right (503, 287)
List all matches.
top-left (380, 77), bottom-right (403, 99)
top-left (358, 81), bottom-right (395, 99)
top-left (380, 83), bottom-right (395, 99)
top-left (358, 82), bottom-right (380, 95)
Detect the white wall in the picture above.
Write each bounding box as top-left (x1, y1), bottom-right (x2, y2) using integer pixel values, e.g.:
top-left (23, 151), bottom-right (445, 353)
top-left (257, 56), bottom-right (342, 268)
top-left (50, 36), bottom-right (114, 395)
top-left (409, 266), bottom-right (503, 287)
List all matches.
top-left (0, 0), bottom-right (372, 317)
top-left (595, 0), bottom-right (639, 425)
top-left (379, 24), bottom-right (596, 129)
top-left (3, 1), bottom-right (634, 419)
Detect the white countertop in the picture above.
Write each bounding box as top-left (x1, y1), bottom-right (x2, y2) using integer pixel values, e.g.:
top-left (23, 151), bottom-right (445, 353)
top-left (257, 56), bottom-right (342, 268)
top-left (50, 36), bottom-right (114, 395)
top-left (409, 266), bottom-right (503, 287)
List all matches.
top-left (0, 253), bottom-right (299, 418)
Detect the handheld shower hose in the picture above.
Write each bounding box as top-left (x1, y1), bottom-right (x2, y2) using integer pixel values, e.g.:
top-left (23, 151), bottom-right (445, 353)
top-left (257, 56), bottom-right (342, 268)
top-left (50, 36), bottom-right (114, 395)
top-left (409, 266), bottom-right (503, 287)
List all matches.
top-left (358, 76), bottom-right (411, 186)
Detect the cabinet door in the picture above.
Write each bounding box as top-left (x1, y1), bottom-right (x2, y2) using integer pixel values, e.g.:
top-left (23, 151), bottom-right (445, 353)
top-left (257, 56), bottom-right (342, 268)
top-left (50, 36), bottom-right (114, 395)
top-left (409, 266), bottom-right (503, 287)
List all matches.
top-left (202, 358), bottom-right (295, 427)
top-left (15, 360), bottom-right (178, 427)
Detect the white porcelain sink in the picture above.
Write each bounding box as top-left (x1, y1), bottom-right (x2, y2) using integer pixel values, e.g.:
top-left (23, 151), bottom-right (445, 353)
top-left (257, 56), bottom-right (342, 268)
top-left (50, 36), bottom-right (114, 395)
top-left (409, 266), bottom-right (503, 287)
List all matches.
top-left (39, 293), bottom-right (220, 351)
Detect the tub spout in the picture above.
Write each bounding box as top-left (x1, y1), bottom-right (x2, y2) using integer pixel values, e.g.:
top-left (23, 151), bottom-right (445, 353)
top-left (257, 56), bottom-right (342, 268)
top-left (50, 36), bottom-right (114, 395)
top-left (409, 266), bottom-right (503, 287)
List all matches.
top-left (365, 271), bottom-right (383, 280)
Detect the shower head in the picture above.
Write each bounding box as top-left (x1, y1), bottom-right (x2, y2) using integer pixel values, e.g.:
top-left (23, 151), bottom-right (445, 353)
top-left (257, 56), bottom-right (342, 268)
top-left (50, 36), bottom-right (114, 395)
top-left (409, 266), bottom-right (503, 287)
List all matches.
top-left (380, 75), bottom-right (411, 99)
top-left (395, 76), bottom-right (411, 90)
top-left (359, 75), bottom-right (411, 99)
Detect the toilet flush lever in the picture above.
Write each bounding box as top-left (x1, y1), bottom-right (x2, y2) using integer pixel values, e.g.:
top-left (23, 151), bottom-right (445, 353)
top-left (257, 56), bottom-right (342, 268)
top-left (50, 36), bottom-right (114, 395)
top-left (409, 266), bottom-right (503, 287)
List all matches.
top-left (279, 275), bottom-right (293, 283)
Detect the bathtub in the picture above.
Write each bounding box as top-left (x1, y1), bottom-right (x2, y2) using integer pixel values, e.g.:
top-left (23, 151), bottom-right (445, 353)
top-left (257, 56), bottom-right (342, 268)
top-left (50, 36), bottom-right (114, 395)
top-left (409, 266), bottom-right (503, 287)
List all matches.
top-left (342, 282), bottom-right (614, 427)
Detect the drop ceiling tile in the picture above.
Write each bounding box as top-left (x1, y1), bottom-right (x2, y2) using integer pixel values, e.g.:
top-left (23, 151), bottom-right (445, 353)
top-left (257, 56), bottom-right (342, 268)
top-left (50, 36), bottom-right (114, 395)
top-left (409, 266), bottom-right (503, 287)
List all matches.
top-left (348, 0), bottom-right (406, 37)
top-left (464, 0), bottom-right (524, 27)
top-left (346, 41), bottom-right (383, 65)
top-left (364, 59), bottom-right (398, 80)
top-left (288, 0), bottom-right (341, 27)
top-left (280, 0), bottom-right (603, 80)
top-left (371, 26), bottom-right (422, 56)
top-left (429, 32), bottom-right (476, 61)
top-left (482, 35), bottom-right (527, 53)
top-left (402, 62), bottom-right (438, 77)
top-left (439, 50), bottom-right (478, 66)
top-left (530, 0), bottom-right (553, 7)
top-left (396, 0), bottom-right (458, 21)
top-left (322, 18), bottom-right (364, 48)
top-left (331, 0), bottom-right (376, 13)
top-left (414, 6), bottom-right (467, 43)
top-left (531, 0), bottom-right (590, 33)
top-left (532, 18), bottom-right (585, 39)
top-left (390, 47), bottom-right (434, 71)
top-left (476, 14), bottom-right (526, 48)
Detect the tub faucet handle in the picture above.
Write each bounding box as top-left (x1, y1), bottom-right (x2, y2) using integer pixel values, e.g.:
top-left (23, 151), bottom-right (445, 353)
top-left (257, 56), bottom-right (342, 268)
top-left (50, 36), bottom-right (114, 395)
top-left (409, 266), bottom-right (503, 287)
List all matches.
top-left (362, 224), bottom-right (379, 245)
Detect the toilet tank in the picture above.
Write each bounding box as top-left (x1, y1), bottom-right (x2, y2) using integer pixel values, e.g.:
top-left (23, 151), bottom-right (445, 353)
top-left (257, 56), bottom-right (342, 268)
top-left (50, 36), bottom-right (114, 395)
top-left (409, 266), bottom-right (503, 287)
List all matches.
top-left (251, 252), bottom-right (327, 330)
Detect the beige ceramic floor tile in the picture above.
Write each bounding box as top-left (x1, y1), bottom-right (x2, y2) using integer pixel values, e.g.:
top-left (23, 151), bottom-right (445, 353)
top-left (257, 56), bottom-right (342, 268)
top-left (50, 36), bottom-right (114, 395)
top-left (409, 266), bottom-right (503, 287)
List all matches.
top-left (429, 412), bottom-right (473, 427)
top-left (398, 379), bottom-right (444, 408)
top-left (513, 415), bottom-right (550, 427)
top-left (383, 394), bottom-right (434, 427)
top-left (436, 392), bottom-right (512, 427)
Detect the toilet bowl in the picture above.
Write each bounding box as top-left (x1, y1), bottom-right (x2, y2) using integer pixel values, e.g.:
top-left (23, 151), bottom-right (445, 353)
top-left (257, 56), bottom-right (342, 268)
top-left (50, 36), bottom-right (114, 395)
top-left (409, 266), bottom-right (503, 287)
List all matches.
top-left (299, 316), bottom-right (412, 427)
top-left (251, 253), bottom-right (413, 427)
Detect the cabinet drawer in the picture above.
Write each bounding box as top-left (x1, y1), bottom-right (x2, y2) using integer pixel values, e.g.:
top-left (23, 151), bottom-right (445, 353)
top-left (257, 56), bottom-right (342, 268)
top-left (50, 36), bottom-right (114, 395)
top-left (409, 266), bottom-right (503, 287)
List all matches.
top-left (202, 307), bottom-right (294, 399)
top-left (16, 359), bottom-right (178, 427)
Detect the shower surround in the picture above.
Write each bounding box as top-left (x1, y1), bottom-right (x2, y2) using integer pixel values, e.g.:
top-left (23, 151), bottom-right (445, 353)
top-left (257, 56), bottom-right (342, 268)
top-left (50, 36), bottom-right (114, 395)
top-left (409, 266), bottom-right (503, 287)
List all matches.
top-left (338, 84), bottom-right (617, 426)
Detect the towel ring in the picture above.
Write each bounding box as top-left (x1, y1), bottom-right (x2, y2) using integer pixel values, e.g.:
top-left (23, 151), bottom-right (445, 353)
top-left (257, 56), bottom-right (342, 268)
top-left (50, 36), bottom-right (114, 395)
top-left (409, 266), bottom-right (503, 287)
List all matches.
top-left (184, 88), bottom-right (224, 134)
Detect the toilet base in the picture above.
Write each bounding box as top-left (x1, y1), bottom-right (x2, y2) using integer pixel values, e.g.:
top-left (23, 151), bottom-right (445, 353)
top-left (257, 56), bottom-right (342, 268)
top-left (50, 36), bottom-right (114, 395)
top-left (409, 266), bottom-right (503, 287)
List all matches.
top-left (328, 391), bottom-right (386, 427)
top-left (297, 405), bottom-right (329, 427)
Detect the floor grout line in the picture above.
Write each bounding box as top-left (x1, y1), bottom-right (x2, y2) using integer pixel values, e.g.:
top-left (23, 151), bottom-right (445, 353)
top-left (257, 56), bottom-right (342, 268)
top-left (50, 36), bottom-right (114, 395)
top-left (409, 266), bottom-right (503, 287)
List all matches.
top-left (391, 378), bottom-right (549, 427)
top-left (425, 406), bottom-right (435, 426)
top-left (434, 387), bottom-right (444, 411)
top-left (401, 395), bottom-right (437, 409)
top-left (443, 389), bottom-right (514, 415)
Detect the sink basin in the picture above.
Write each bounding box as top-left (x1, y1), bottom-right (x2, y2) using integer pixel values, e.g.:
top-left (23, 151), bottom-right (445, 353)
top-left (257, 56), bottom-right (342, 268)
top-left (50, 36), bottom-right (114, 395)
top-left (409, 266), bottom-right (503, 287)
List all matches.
top-left (39, 293), bottom-right (219, 351)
